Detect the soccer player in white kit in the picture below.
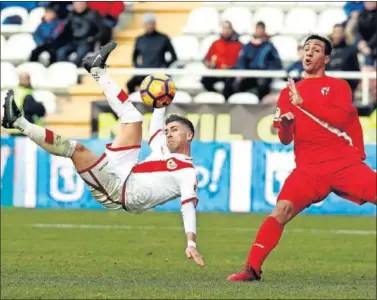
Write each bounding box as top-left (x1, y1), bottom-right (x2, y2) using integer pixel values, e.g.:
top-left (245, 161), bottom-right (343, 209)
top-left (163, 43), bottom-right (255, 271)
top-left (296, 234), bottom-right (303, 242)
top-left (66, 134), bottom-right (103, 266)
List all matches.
top-left (2, 42), bottom-right (204, 267)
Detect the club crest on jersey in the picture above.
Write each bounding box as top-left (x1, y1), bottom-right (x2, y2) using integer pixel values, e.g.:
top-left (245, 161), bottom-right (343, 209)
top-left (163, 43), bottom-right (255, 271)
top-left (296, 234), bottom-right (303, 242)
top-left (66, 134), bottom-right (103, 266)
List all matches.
top-left (321, 87), bottom-right (330, 96)
top-left (167, 159), bottom-right (177, 170)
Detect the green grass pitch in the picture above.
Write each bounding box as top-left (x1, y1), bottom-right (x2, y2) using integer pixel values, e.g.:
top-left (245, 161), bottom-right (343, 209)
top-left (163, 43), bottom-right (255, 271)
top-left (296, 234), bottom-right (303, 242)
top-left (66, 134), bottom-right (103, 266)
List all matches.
top-left (1, 207), bottom-right (376, 299)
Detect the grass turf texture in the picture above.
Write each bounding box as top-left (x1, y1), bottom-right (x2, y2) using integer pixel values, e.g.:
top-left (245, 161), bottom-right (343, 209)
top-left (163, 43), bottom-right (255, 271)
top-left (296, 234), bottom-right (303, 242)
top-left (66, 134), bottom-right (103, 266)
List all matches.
top-left (1, 207), bottom-right (376, 299)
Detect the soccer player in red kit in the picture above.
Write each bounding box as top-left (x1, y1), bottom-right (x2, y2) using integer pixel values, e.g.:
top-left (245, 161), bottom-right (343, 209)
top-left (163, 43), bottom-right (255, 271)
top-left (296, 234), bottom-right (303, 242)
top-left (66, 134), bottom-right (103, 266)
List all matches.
top-left (227, 34), bottom-right (377, 282)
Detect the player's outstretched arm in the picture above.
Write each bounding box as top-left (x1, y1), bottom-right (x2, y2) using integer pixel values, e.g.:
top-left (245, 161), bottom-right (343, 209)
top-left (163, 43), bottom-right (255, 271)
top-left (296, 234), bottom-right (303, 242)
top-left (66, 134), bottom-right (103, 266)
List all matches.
top-left (273, 89), bottom-right (294, 145)
top-left (148, 107), bottom-right (168, 153)
top-left (181, 201), bottom-right (205, 267)
top-left (180, 170), bottom-right (204, 267)
top-left (288, 78), bottom-right (353, 130)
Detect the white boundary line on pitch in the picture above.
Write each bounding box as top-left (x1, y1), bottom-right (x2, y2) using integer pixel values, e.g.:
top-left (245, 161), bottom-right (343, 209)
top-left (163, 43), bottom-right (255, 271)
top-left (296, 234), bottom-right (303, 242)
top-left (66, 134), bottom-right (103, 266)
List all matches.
top-left (30, 224), bottom-right (377, 236)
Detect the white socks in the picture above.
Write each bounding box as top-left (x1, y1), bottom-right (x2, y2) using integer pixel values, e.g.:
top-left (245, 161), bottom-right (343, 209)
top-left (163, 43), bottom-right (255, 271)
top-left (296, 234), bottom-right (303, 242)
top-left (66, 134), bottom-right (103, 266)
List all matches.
top-left (90, 67), bottom-right (143, 124)
top-left (13, 117), bottom-right (77, 158)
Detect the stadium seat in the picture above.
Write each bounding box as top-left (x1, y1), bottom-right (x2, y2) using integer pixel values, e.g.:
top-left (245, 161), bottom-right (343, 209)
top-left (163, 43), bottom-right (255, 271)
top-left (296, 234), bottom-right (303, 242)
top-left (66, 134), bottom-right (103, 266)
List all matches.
top-left (3, 33), bottom-right (36, 62)
top-left (1, 6), bottom-right (29, 25)
top-left (228, 92), bottom-right (259, 104)
top-left (1, 35), bottom-right (6, 54)
top-left (271, 36), bottom-right (299, 62)
top-left (27, 7), bottom-right (45, 32)
top-left (173, 62), bottom-right (207, 91)
top-left (196, 34), bottom-right (219, 60)
top-left (297, 2), bottom-right (328, 11)
top-left (46, 62), bottom-right (78, 89)
top-left (271, 79), bottom-right (288, 91)
top-left (1, 90), bottom-right (7, 119)
top-left (317, 8), bottom-right (347, 35)
top-left (239, 34), bottom-right (251, 44)
top-left (193, 91), bottom-right (225, 104)
top-left (252, 7), bottom-right (284, 35)
top-left (283, 8), bottom-right (317, 35)
top-left (182, 7), bottom-right (220, 35)
top-left (173, 90), bottom-right (192, 103)
top-left (171, 35), bottom-right (200, 61)
top-left (32, 90), bottom-right (57, 114)
top-left (16, 62), bottom-right (47, 88)
top-left (221, 7), bottom-right (253, 34)
top-left (1, 62), bottom-right (19, 88)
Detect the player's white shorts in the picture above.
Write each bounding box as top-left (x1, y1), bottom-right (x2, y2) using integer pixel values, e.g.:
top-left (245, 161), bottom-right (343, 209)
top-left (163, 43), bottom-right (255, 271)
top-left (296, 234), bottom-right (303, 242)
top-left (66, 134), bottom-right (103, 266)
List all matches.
top-left (78, 144), bottom-right (140, 210)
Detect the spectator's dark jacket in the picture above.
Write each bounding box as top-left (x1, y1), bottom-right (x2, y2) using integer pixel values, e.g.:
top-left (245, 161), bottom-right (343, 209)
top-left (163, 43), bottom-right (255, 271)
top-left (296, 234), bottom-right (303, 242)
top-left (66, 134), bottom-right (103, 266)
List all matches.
top-left (236, 40), bottom-right (282, 70)
top-left (59, 8), bottom-right (104, 44)
top-left (205, 32), bottom-right (242, 69)
top-left (133, 30), bottom-right (177, 68)
top-left (33, 18), bottom-right (64, 46)
top-left (326, 40), bottom-right (360, 91)
top-left (355, 7), bottom-right (377, 58)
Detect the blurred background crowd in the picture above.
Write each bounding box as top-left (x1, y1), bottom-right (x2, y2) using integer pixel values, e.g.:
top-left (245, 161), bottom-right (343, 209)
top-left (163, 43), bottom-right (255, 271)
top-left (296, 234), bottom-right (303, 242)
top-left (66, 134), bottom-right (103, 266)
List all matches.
top-left (1, 1), bottom-right (376, 139)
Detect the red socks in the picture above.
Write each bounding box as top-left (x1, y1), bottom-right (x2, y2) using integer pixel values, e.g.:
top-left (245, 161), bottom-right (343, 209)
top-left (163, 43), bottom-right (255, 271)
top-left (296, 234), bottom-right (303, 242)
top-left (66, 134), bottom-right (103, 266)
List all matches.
top-left (247, 216), bottom-right (284, 273)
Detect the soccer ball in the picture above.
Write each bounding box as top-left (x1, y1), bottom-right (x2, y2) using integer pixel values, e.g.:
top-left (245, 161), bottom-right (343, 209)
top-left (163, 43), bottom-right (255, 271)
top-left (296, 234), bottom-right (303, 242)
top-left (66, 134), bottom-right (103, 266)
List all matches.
top-left (140, 74), bottom-right (176, 108)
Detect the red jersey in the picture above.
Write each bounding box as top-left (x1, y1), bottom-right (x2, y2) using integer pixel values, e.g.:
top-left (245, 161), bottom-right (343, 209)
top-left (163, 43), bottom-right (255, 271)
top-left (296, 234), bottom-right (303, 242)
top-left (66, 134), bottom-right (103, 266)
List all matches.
top-left (273, 76), bottom-right (366, 166)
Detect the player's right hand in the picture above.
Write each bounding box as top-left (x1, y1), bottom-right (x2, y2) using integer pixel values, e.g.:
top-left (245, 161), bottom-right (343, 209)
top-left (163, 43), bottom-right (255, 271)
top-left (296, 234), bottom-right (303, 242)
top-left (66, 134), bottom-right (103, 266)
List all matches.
top-left (280, 112), bottom-right (295, 128)
top-left (185, 246), bottom-right (205, 267)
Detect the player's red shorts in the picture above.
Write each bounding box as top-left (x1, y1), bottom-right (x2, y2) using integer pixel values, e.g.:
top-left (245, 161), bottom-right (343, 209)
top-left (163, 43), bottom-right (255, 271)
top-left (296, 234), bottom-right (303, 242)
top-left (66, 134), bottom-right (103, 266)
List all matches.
top-left (277, 159), bottom-right (377, 212)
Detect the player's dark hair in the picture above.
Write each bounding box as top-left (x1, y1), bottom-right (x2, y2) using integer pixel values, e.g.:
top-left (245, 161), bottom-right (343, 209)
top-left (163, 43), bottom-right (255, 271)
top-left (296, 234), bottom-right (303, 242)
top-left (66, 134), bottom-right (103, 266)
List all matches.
top-left (304, 34), bottom-right (333, 56)
top-left (165, 114), bottom-right (195, 138)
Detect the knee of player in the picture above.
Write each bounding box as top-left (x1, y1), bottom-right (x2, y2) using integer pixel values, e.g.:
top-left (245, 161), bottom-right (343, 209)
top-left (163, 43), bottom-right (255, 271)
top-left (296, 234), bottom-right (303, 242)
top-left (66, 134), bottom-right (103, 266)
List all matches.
top-left (271, 200), bottom-right (296, 224)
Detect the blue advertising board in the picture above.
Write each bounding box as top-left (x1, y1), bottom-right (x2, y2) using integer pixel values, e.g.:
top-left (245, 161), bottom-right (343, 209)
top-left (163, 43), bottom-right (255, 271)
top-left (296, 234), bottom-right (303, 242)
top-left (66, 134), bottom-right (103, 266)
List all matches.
top-left (1, 137), bottom-right (376, 216)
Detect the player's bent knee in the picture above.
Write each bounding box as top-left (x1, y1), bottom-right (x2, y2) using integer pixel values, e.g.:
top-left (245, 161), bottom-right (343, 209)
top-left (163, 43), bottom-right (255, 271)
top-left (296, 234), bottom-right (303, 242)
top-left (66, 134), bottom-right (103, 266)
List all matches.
top-left (271, 200), bottom-right (297, 225)
top-left (71, 143), bottom-right (100, 172)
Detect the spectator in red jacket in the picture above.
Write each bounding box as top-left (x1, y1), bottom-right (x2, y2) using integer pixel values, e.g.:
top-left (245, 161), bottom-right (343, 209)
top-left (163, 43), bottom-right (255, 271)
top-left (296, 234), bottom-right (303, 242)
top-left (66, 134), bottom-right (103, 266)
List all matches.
top-left (201, 21), bottom-right (242, 93)
top-left (88, 1), bottom-right (124, 44)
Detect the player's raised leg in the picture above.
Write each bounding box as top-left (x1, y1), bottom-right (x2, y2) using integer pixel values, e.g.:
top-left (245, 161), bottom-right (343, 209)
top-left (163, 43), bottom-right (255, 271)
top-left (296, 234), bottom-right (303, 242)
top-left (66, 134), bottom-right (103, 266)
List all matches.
top-left (1, 90), bottom-right (99, 172)
top-left (83, 42), bottom-right (143, 149)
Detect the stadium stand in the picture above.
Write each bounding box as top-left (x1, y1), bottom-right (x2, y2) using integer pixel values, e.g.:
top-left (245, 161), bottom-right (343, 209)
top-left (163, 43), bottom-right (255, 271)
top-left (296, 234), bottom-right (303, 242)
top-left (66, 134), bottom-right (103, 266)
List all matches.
top-left (1, 1), bottom-right (375, 139)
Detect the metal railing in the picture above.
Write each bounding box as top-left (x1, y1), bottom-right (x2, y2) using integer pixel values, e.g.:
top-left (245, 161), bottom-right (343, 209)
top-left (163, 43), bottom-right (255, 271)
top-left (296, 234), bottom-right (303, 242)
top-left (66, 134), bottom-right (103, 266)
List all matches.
top-left (77, 68), bottom-right (376, 105)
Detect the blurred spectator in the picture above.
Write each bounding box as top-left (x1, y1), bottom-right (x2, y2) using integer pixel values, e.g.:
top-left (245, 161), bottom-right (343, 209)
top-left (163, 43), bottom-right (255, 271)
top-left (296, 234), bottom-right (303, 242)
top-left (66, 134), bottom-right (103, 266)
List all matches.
top-left (56, 1), bottom-right (104, 67)
top-left (29, 6), bottom-right (64, 65)
top-left (354, 1), bottom-right (376, 66)
top-left (286, 46), bottom-right (304, 82)
top-left (88, 1), bottom-right (125, 44)
top-left (343, 1), bottom-right (364, 20)
top-left (44, 1), bottom-right (72, 19)
top-left (223, 21), bottom-right (282, 100)
top-left (126, 12), bottom-right (177, 93)
top-left (327, 24), bottom-right (360, 93)
top-left (200, 21), bottom-right (242, 93)
top-left (8, 72), bottom-right (46, 136)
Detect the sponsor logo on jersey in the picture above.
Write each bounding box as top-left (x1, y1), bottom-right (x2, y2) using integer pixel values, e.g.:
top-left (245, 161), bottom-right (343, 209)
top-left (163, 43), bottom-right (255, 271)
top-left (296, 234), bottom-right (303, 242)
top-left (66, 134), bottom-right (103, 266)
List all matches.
top-left (273, 107), bottom-right (281, 122)
top-left (167, 159), bottom-right (177, 170)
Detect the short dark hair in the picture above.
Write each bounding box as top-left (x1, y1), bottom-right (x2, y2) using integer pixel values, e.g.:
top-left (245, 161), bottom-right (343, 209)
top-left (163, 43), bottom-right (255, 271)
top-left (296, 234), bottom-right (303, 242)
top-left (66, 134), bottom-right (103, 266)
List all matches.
top-left (304, 34), bottom-right (333, 56)
top-left (165, 114), bottom-right (195, 137)
top-left (256, 21), bottom-right (265, 29)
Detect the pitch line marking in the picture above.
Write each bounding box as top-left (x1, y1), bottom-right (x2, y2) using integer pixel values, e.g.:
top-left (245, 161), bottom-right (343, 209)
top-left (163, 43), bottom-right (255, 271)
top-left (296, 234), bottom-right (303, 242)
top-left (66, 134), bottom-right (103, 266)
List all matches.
top-left (30, 224), bottom-right (376, 236)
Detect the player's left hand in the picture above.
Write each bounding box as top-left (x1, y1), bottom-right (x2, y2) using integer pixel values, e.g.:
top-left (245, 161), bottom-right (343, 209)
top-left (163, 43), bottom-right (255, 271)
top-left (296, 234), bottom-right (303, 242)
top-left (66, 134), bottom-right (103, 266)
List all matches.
top-left (185, 246), bottom-right (205, 267)
top-left (287, 78), bottom-right (303, 106)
